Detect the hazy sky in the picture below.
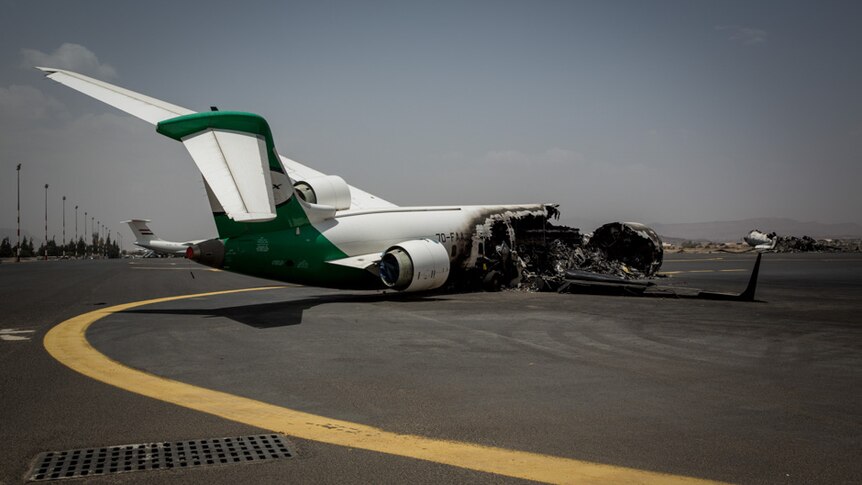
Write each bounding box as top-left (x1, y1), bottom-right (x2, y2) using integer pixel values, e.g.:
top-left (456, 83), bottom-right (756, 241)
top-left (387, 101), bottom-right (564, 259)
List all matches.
top-left (1, 0), bottom-right (860, 245)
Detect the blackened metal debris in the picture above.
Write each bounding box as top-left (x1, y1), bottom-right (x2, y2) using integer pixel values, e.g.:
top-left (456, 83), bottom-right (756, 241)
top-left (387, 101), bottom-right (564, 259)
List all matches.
top-left (518, 222), bottom-right (663, 292)
top-left (454, 204), bottom-right (665, 293)
top-left (586, 222), bottom-right (663, 276)
top-left (465, 205), bottom-right (664, 292)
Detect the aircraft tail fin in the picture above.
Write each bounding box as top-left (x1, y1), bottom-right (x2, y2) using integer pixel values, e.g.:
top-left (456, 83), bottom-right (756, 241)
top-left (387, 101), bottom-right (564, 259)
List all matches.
top-left (123, 219), bottom-right (160, 244)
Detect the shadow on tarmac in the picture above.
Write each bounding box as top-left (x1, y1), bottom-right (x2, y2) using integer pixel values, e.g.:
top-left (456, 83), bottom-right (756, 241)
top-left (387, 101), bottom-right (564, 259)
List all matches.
top-left (120, 292), bottom-right (445, 328)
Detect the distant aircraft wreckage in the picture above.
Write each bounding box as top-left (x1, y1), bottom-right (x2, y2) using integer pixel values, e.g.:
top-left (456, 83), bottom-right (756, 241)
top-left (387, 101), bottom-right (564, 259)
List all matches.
top-left (744, 229), bottom-right (854, 253)
top-left (40, 67), bottom-right (759, 300)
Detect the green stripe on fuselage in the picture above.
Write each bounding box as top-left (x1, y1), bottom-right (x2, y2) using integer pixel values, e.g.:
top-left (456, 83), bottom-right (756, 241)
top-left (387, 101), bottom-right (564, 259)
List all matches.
top-left (221, 220), bottom-right (380, 289)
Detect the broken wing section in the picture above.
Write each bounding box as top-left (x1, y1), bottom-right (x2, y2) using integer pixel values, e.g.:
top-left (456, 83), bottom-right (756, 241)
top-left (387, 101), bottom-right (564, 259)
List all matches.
top-left (279, 154), bottom-right (398, 211)
top-left (326, 252), bottom-right (381, 270)
top-left (157, 112), bottom-right (277, 222)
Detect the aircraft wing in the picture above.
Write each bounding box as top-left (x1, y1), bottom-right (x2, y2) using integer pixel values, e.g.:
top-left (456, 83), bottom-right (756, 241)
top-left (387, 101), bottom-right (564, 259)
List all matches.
top-left (37, 67), bottom-right (397, 211)
top-left (276, 153), bottom-right (395, 210)
top-left (36, 67), bottom-right (194, 123)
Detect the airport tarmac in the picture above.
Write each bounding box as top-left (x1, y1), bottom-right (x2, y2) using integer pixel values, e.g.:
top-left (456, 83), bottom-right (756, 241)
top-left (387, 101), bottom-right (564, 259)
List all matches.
top-left (0, 253), bottom-right (860, 484)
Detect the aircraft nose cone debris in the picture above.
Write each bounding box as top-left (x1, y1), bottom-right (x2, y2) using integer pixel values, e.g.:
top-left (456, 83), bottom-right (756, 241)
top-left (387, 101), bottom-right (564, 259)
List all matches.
top-left (185, 239), bottom-right (225, 269)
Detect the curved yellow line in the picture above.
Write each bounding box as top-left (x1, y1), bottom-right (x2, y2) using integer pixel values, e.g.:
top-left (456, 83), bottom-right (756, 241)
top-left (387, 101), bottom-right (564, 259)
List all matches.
top-left (44, 287), bottom-right (728, 485)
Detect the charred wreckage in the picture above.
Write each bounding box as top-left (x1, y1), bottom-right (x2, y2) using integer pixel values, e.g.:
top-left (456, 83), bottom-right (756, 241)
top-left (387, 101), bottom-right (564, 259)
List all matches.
top-left (744, 229), bottom-right (861, 253)
top-left (446, 205), bottom-right (759, 301)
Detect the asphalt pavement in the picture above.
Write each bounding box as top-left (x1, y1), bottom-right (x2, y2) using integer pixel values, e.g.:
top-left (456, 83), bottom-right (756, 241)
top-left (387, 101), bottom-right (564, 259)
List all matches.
top-left (1, 253), bottom-right (860, 484)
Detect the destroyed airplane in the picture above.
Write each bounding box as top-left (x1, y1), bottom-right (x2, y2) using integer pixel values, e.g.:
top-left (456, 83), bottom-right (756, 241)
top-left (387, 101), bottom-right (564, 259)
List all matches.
top-left (744, 229), bottom-right (849, 253)
top-left (744, 230), bottom-right (777, 250)
top-left (40, 66), bottom-right (761, 301)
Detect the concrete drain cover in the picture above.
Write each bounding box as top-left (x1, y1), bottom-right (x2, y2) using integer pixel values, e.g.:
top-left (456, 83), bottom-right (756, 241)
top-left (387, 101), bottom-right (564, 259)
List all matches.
top-left (29, 434), bottom-right (293, 481)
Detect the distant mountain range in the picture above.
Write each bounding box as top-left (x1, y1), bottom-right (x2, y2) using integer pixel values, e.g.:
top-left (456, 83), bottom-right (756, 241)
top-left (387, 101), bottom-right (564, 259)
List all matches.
top-left (649, 218), bottom-right (862, 243)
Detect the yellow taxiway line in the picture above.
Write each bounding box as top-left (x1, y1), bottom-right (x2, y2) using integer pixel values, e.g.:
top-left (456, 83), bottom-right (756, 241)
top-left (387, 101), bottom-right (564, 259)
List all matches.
top-left (44, 287), bottom-right (728, 485)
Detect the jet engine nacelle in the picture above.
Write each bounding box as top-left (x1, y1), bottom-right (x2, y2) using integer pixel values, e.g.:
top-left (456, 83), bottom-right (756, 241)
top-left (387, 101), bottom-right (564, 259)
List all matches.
top-left (378, 239), bottom-right (450, 292)
top-left (293, 175), bottom-right (352, 211)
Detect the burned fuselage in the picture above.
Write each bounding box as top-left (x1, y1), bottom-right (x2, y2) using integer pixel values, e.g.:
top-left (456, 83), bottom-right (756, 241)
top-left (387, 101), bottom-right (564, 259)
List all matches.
top-left (191, 201), bottom-right (663, 293)
top-left (432, 205), bottom-right (664, 291)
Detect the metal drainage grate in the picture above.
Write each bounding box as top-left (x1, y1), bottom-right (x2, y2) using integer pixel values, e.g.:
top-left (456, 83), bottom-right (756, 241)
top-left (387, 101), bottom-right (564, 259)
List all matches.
top-left (29, 434), bottom-right (293, 481)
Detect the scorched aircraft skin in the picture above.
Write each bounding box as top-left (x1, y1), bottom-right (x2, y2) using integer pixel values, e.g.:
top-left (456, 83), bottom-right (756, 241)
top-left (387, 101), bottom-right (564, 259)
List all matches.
top-left (39, 67), bottom-right (555, 292)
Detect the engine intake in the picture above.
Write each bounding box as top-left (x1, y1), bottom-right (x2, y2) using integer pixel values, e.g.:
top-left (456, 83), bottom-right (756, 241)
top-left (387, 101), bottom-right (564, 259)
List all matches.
top-left (378, 239), bottom-right (450, 292)
top-left (586, 222), bottom-right (663, 276)
top-left (293, 175), bottom-right (351, 211)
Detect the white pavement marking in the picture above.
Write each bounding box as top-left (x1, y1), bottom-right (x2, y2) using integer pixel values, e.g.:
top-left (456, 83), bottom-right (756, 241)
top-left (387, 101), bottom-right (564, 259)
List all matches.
top-left (1, 328), bottom-right (35, 341)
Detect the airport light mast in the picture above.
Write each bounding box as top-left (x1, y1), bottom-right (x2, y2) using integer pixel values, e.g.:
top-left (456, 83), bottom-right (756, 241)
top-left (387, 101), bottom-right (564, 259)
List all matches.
top-left (62, 195), bottom-right (66, 257)
top-left (75, 205), bottom-right (78, 256)
top-left (43, 183), bottom-right (49, 261)
top-left (15, 164), bottom-right (21, 262)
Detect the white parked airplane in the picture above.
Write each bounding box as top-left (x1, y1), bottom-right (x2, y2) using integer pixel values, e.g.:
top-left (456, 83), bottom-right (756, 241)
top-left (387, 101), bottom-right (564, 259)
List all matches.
top-left (123, 219), bottom-right (204, 256)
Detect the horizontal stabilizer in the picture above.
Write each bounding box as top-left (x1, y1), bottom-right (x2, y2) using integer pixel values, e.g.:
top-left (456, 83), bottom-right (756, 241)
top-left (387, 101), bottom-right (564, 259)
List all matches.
top-left (158, 112), bottom-right (277, 222)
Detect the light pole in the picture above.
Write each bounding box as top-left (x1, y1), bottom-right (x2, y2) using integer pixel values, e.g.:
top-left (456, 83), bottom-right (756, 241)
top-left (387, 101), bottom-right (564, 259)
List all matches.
top-left (75, 205), bottom-right (78, 256)
top-left (44, 183), bottom-right (49, 260)
top-left (91, 216), bottom-right (94, 255)
top-left (15, 164), bottom-right (21, 262)
top-left (62, 195), bottom-right (66, 257)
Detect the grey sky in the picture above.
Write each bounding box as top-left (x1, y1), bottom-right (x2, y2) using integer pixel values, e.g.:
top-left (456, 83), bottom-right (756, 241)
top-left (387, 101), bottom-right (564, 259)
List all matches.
top-left (2, 0), bottom-right (861, 245)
